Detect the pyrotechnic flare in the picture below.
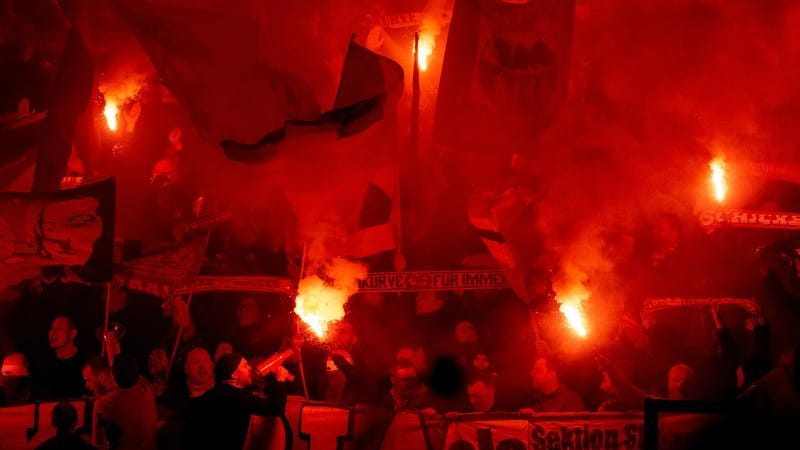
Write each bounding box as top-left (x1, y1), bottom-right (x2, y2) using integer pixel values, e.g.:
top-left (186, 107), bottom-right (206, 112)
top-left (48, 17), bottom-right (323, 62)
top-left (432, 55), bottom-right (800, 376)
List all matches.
top-left (415, 33), bottom-right (435, 72)
top-left (103, 100), bottom-right (119, 131)
top-left (293, 258), bottom-right (367, 339)
top-left (553, 263), bottom-right (591, 339)
top-left (559, 302), bottom-right (588, 338)
top-left (710, 157), bottom-right (727, 203)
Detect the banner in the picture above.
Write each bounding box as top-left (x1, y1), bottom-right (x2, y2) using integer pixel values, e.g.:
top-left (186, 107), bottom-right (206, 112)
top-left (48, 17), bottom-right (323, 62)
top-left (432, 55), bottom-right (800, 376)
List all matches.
top-left (443, 413), bottom-right (645, 450)
top-left (117, 236), bottom-right (207, 283)
top-left (357, 270), bottom-right (509, 292)
top-left (122, 270), bottom-right (516, 297)
top-left (643, 297), bottom-right (759, 315)
top-left (174, 276), bottom-right (292, 295)
top-left (698, 208), bottom-right (800, 232)
top-left (0, 178), bottom-right (116, 288)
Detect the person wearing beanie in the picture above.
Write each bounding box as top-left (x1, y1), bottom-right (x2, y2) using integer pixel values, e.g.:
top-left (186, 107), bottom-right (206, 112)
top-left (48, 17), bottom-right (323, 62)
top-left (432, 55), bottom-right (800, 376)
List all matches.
top-left (187, 353), bottom-right (287, 450)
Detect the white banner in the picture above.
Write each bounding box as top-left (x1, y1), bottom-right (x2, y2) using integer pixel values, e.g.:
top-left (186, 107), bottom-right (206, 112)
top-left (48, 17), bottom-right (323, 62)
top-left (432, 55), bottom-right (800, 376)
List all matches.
top-left (357, 270), bottom-right (509, 292)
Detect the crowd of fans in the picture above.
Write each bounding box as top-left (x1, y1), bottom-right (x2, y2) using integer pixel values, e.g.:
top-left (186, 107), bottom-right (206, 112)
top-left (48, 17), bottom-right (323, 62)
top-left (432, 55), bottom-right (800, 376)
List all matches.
top-left (3, 223), bottom-right (800, 450)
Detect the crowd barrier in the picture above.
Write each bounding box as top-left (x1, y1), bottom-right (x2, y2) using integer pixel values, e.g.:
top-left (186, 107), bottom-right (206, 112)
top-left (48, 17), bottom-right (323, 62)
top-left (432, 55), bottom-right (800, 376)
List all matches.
top-left (0, 399), bottom-right (90, 450)
top-left (0, 397), bottom-right (723, 450)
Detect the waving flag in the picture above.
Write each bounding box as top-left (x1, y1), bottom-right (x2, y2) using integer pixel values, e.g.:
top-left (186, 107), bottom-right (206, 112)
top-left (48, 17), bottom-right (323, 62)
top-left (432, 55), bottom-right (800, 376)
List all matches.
top-left (0, 179), bottom-right (116, 288)
top-left (112, 0), bottom-right (321, 150)
top-left (222, 38), bottom-right (404, 161)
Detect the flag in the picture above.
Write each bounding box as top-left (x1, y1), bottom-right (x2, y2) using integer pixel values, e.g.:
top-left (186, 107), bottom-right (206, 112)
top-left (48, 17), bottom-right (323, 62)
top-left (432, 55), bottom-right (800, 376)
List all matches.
top-left (0, 179), bottom-right (116, 288)
top-left (433, 0), bottom-right (575, 150)
top-left (32, 26), bottom-right (94, 192)
top-left (0, 112), bottom-right (47, 192)
top-left (115, 235), bottom-right (208, 295)
top-left (346, 167), bottom-right (397, 269)
top-left (221, 38), bottom-right (404, 162)
top-left (112, 0), bottom-right (321, 150)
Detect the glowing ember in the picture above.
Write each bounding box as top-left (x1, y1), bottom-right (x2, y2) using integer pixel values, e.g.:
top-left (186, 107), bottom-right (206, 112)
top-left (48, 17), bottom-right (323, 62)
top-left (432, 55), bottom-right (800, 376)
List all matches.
top-left (415, 34), bottom-right (435, 72)
top-left (709, 157), bottom-right (727, 203)
top-left (103, 100), bottom-right (119, 132)
top-left (560, 302), bottom-right (588, 338)
top-left (294, 276), bottom-right (347, 338)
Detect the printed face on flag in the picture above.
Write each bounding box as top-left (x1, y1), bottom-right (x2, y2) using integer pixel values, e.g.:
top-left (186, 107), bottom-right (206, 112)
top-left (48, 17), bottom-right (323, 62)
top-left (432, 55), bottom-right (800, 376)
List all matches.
top-left (0, 196), bottom-right (102, 268)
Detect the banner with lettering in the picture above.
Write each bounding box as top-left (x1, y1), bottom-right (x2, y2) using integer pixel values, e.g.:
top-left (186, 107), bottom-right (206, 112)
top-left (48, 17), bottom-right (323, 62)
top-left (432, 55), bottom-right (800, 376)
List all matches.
top-left (698, 208), bottom-right (800, 232)
top-left (173, 276), bottom-right (293, 295)
top-left (357, 270), bottom-right (510, 292)
top-left (442, 413), bottom-right (645, 450)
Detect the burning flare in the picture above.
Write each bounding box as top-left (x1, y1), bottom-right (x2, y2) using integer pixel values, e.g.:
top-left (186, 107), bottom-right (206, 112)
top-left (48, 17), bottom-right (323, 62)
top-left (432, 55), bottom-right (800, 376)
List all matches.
top-left (415, 33), bottom-right (435, 72)
top-left (559, 302), bottom-right (588, 338)
top-left (103, 100), bottom-right (119, 132)
top-left (709, 157), bottom-right (727, 203)
top-left (553, 264), bottom-right (591, 339)
top-left (293, 258), bottom-right (366, 339)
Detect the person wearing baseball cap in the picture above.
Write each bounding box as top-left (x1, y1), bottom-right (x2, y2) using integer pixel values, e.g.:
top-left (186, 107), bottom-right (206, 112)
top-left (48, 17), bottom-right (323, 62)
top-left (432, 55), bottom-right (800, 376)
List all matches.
top-left (187, 353), bottom-right (287, 450)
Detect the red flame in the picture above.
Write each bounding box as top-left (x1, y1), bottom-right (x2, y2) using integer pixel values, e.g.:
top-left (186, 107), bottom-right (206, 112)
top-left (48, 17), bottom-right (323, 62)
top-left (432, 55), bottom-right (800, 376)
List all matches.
top-left (709, 157), bottom-right (727, 203)
top-left (559, 302), bottom-right (588, 338)
top-left (294, 275), bottom-right (347, 339)
top-left (293, 258), bottom-right (366, 340)
top-left (103, 100), bottom-right (119, 132)
top-left (415, 34), bottom-right (435, 72)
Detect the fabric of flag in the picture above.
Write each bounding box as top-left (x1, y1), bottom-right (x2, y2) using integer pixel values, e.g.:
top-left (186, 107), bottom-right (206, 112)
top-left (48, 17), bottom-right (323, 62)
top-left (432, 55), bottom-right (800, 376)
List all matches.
top-left (433, 0), bottom-right (575, 151)
top-left (346, 167), bottom-right (397, 268)
top-left (32, 26), bottom-right (94, 192)
top-left (116, 234), bottom-right (208, 289)
top-left (0, 178), bottom-right (116, 288)
top-left (222, 38), bottom-right (404, 161)
top-left (0, 112), bottom-right (47, 192)
top-left (112, 0), bottom-right (321, 151)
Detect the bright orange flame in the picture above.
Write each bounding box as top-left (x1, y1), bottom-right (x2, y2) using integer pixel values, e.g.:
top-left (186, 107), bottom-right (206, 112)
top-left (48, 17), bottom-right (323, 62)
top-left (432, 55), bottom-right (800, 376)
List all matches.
top-left (416, 34), bottom-right (435, 72)
top-left (709, 157), bottom-right (727, 203)
top-left (560, 302), bottom-right (588, 338)
top-left (103, 100), bottom-right (119, 132)
top-left (294, 275), bottom-right (346, 338)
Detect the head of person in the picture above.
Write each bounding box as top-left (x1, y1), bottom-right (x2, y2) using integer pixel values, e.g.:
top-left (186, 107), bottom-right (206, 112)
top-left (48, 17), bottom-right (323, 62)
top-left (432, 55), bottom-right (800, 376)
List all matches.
top-left (359, 292), bottom-right (385, 308)
top-left (651, 213), bottom-right (681, 254)
top-left (2, 353), bottom-right (31, 403)
top-left (148, 348), bottom-right (169, 378)
top-left (415, 290), bottom-right (444, 314)
top-left (472, 352), bottom-right (492, 372)
top-left (168, 127), bottom-right (183, 149)
top-left (396, 345), bottom-right (426, 374)
top-left (192, 193), bottom-right (208, 218)
top-left (82, 356), bottom-right (116, 396)
top-left (214, 342), bottom-right (234, 363)
top-left (667, 363), bottom-right (695, 400)
top-left (600, 371), bottom-right (616, 395)
top-left (1, 353), bottom-right (30, 379)
top-left (236, 297), bottom-right (262, 328)
top-left (51, 402), bottom-right (79, 434)
top-left (112, 355), bottom-right (141, 390)
top-left (185, 347), bottom-right (214, 394)
top-left (330, 320), bottom-right (356, 350)
top-left (530, 357), bottom-right (560, 396)
top-left (391, 359), bottom-right (421, 401)
top-left (454, 320), bottom-right (478, 345)
top-left (467, 373), bottom-right (496, 412)
top-left (49, 316), bottom-right (78, 351)
top-left (215, 353), bottom-right (252, 388)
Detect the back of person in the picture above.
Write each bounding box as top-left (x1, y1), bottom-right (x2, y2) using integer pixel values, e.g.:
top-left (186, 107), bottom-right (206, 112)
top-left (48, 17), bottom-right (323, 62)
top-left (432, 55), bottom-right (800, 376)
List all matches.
top-left (95, 356), bottom-right (157, 450)
top-left (36, 433), bottom-right (95, 450)
top-left (35, 402), bottom-right (94, 450)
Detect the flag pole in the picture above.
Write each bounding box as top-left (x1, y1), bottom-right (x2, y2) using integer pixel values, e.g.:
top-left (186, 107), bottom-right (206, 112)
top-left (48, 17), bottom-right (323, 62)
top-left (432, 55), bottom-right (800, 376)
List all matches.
top-left (166, 230), bottom-right (211, 381)
top-left (410, 32), bottom-right (421, 188)
top-left (296, 241), bottom-right (310, 399)
top-left (101, 282), bottom-right (111, 363)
